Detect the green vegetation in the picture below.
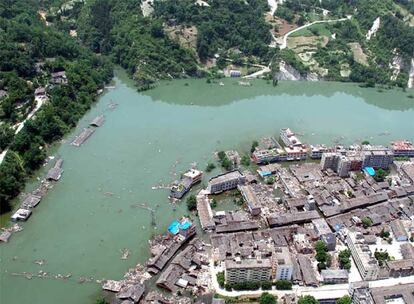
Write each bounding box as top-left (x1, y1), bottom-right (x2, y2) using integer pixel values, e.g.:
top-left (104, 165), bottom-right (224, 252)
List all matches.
top-left (186, 194), bottom-right (197, 211)
top-left (336, 295), bottom-right (352, 304)
top-left (154, 0), bottom-right (273, 61)
top-left (265, 176), bottom-right (276, 185)
top-left (260, 292), bottom-right (277, 304)
top-left (362, 140), bottom-right (370, 145)
top-left (314, 240), bottom-right (330, 271)
top-left (374, 250), bottom-right (391, 266)
top-left (206, 162), bottom-right (216, 172)
top-left (210, 198), bottom-right (218, 209)
top-left (217, 151), bottom-right (233, 171)
top-left (216, 271), bottom-right (225, 288)
top-left (338, 249), bottom-right (352, 270)
top-left (380, 228), bottom-right (390, 239)
top-left (275, 280), bottom-right (292, 290)
top-left (374, 168), bottom-right (389, 182)
top-left (298, 295), bottom-right (319, 304)
top-left (241, 155), bottom-right (251, 167)
top-left (0, 0), bottom-right (113, 213)
top-left (362, 216), bottom-right (373, 228)
top-left (64, 0), bottom-right (198, 91)
top-left (251, 140), bottom-right (259, 154)
top-left (261, 281), bottom-right (273, 290)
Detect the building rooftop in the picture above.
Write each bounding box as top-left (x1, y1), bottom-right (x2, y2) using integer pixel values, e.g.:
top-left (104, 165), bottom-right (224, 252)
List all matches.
top-left (392, 140), bottom-right (414, 151)
top-left (225, 257), bottom-right (272, 269)
top-left (209, 170), bottom-right (243, 185)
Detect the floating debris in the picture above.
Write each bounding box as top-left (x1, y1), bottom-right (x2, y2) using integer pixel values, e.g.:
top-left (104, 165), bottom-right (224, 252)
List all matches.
top-left (120, 248), bottom-right (131, 260)
top-left (34, 259), bottom-right (46, 266)
top-left (89, 115), bottom-right (105, 127)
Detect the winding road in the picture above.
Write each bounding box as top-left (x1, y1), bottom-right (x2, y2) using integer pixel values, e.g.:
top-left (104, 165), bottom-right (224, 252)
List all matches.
top-left (0, 97), bottom-right (46, 165)
top-left (279, 16), bottom-right (352, 49)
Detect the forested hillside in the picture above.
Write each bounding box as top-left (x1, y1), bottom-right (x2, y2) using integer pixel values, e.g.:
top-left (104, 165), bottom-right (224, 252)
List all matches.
top-left (0, 0), bottom-right (113, 213)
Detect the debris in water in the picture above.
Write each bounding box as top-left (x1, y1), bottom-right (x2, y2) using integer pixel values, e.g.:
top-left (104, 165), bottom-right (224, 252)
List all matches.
top-left (120, 248), bottom-right (131, 260)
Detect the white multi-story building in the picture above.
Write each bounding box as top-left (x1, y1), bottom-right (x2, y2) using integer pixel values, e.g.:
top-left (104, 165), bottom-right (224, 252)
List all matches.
top-left (225, 258), bottom-right (272, 284)
top-left (345, 230), bottom-right (379, 281)
top-left (207, 170), bottom-right (245, 194)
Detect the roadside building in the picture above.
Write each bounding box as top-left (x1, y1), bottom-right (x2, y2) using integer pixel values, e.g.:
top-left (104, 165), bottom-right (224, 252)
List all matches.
top-left (349, 282), bottom-right (374, 304)
top-left (274, 247), bottom-right (293, 281)
top-left (297, 254), bottom-right (319, 286)
top-left (345, 230), bottom-right (379, 281)
top-left (207, 170), bottom-right (245, 194)
top-left (225, 258), bottom-right (272, 284)
top-left (321, 269), bottom-right (349, 284)
top-left (370, 283), bottom-right (414, 304)
top-left (312, 218), bottom-right (336, 251)
top-left (238, 184), bottom-right (261, 216)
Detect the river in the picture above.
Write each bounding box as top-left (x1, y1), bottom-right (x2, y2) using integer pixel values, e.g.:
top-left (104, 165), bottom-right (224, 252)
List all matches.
top-left (0, 70), bottom-right (413, 304)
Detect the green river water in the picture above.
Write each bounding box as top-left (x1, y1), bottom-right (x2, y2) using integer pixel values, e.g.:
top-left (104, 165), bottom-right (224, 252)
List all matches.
top-left (1, 70), bottom-right (413, 304)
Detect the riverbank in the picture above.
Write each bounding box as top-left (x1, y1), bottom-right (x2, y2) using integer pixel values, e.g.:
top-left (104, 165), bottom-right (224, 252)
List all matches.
top-left (1, 74), bottom-right (414, 304)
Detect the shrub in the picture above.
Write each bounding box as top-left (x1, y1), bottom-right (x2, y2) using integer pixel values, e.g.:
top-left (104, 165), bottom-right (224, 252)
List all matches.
top-left (275, 280), bottom-right (292, 290)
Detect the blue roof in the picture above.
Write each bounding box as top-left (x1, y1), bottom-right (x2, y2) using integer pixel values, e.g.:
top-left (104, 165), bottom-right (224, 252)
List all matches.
top-left (259, 171), bottom-right (272, 177)
top-left (363, 167), bottom-right (375, 176)
top-left (179, 220), bottom-right (191, 230)
top-left (168, 219), bottom-right (191, 235)
top-left (168, 220), bottom-right (180, 235)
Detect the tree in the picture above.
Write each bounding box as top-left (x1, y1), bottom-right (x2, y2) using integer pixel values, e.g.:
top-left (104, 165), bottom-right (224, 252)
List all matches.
top-left (374, 168), bottom-right (388, 182)
top-left (0, 124), bottom-right (14, 151)
top-left (362, 216), bottom-right (373, 228)
top-left (298, 295), bottom-right (318, 304)
top-left (216, 271), bottom-right (225, 288)
top-left (241, 155), bottom-right (250, 166)
top-left (361, 140), bottom-right (370, 145)
top-left (315, 240), bottom-right (328, 264)
top-left (380, 228), bottom-right (390, 239)
top-left (186, 194), bottom-right (197, 211)
top-left (275, 280), bottom-right (292, 290)
top-left (339, 249), bottom-right (352, 270)
top-left (259, 292), bottom-right (277, 304)
top-left (206, 162), bottom-right (216, 172)
top-left (336, 295), bottom-right (352, 304)
top-left (251, 140), bottom-right (259, 153)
